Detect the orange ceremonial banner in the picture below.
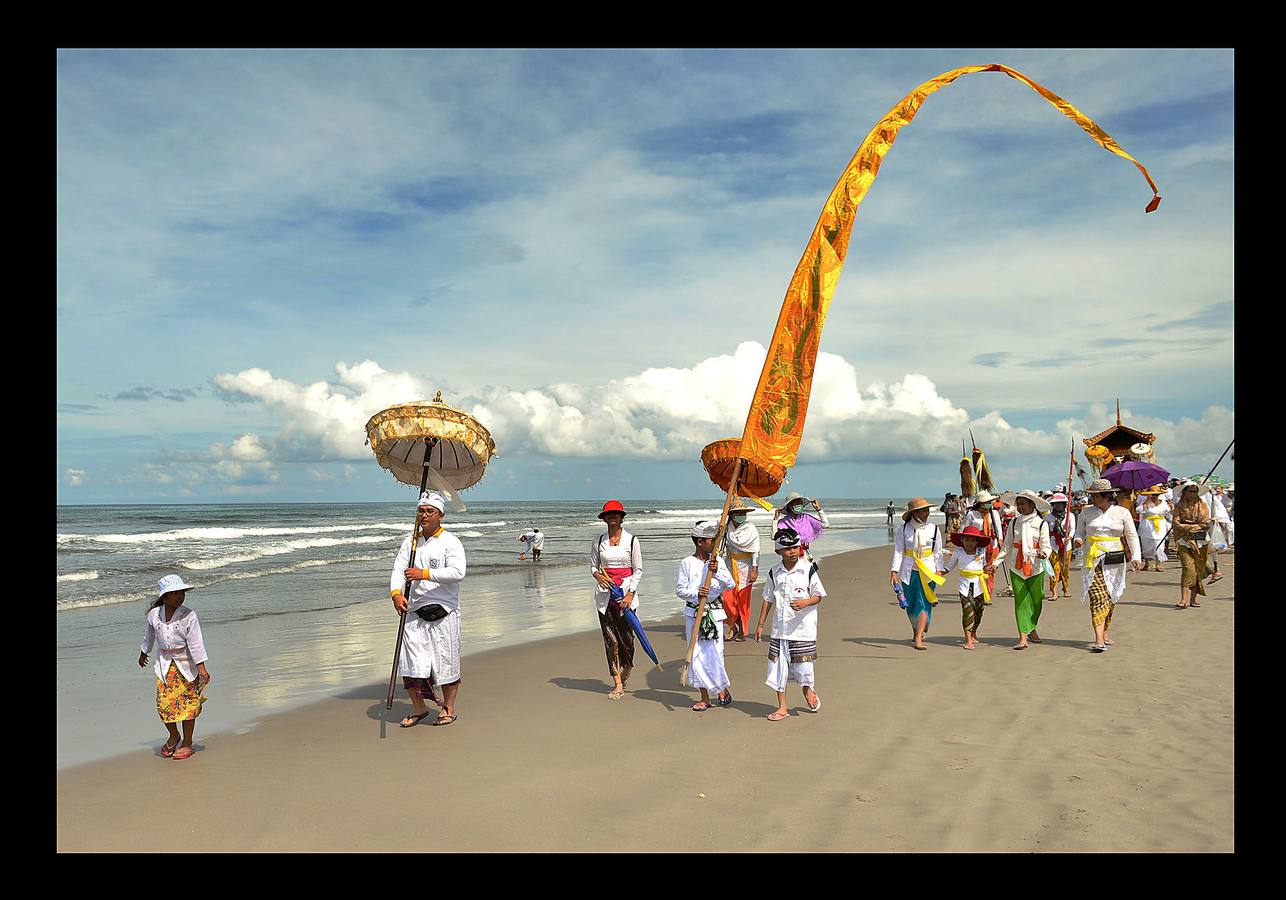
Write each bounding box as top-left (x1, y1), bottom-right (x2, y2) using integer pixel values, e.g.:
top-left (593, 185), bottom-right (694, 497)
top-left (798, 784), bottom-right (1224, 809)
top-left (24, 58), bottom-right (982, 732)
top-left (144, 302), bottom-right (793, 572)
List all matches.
top-left (737, 63), bottom-right (1161, 472)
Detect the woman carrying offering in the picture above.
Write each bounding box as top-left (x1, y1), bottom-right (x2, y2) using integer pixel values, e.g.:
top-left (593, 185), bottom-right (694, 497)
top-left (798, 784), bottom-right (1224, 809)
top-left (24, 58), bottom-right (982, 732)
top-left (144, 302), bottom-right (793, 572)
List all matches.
top-left (991, 490), bottom-right (1052, 650)
top-left (1136, 485), bottom-right (1172, 572)
top-left (891, 497), bottom-right (945, 650)
top-left (938, 525), bottom-right (992, 649)
top-left (138, 574), bottom-right (211, 760)
top-left (590, 500), bottom-right (643, 700)
top-left (1171, 481), bottom-right (1211, 609)
top-left (1073, 479), bottom-right (1143, 652)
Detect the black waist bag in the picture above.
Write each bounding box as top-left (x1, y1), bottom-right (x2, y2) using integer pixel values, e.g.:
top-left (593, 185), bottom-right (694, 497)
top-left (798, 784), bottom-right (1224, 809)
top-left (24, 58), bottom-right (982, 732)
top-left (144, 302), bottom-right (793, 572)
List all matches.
top-left (414, 604), bottom-right (449, 622)
top-left (1101, 550), bottom-right (1126, 565)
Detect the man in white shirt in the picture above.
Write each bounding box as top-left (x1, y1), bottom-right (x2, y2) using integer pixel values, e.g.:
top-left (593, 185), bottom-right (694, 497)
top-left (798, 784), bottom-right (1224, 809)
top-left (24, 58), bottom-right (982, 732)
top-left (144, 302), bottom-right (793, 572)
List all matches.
top-left (517, 527), bottom-right (544, 561)
top-left (390, 491), bottom-right (467, 728)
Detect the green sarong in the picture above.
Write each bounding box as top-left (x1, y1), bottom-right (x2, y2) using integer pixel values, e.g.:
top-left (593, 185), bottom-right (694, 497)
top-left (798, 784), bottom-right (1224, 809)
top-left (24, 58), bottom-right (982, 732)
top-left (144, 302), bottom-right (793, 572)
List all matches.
top-left (1011, 570), bottom-right (1045, 634)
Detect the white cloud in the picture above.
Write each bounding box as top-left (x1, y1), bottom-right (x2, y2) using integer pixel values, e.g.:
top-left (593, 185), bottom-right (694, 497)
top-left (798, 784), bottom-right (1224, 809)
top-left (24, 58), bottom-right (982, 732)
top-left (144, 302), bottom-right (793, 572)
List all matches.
top-left (211, 348), bottom-right (1232, 481)
top-left (65, 468), bottom-right (86, 487)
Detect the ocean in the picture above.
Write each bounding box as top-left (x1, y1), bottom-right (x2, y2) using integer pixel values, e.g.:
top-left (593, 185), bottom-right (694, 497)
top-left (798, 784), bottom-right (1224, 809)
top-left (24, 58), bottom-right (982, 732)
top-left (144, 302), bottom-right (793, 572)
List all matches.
top-left (57, 499), bottom-right (909, 768)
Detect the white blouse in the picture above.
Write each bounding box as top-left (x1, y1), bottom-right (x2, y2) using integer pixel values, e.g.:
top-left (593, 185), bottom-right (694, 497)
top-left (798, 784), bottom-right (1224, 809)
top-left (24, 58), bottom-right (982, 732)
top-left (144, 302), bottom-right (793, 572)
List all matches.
top-left (994, 513), bottom-right (1052, 572)
top-left (891, 520), bottom-right (944, 585)
top-left (590, 529), bottom-right (643, 614)
top-left (140, 605), bottom-right (208, 683)
top-left (940, 546), bottom-right (989, 596)
top-left (1074, 505), bottom-right (1142, 563)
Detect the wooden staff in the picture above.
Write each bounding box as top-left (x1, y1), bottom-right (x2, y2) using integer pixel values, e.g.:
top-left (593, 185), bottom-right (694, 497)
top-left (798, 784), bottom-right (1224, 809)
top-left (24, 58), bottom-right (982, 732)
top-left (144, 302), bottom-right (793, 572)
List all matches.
top-left (681, 458), bottom-right (744, 688)
top-left (1198, 439), bottom-right (1235, 486)
top-left (386, 436), bottom-right (437, 711)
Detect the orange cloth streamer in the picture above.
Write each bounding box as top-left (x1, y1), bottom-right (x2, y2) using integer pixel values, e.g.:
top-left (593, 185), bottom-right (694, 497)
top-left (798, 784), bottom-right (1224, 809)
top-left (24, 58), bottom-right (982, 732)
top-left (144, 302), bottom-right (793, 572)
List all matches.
top-left (737, 64), bottom-right (1161, 474)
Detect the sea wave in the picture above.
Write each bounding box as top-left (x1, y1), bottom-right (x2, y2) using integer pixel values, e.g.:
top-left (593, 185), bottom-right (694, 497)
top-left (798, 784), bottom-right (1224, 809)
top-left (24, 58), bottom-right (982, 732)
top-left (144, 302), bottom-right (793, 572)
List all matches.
top-left (179, 535), bottom-right (393, 571)
top-left (56, 553), bottom-right (389, 611)
top-left (57, 570), bottom-right (100, 583)
top-left (56, 523), bottom-right (412, 546)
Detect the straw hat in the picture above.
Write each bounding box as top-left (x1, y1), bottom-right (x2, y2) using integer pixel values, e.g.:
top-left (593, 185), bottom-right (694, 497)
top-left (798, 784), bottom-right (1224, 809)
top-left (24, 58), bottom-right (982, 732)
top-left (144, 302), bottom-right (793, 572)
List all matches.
top-left (902, 497), bottom-right (932, 522)
top-left (972, 490), bottom-right (997, 506)
top-left (1014, 489), bottom-right (1052, 516)
top-left (1138, 484), bottom-right (1167, 495)
top-left (950, 525), bottom-right (992, 548)
top-left (780, 491), bottom-right (810, 510)
top-left (1086, 478), bottom-right (1116, 494)
top-left (729, 497), bottom-right (752, 513)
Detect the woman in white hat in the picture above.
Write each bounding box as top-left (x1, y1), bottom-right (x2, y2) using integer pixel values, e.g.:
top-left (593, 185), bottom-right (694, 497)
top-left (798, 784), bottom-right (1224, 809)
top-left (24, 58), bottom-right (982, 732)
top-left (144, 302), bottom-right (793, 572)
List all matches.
top-left (990, 491), bottom-right (1052, 650)
top-left (891, 497), bottom-right (945, 650)
top-left (137, 574), bottom-right (210, 760)
top-left (1135, 485), bottom-right (1172, 571)
top-left (1072, 479), bottom-right (1142, 652)
top-left (1171, 481), bottom-right (1211, 608)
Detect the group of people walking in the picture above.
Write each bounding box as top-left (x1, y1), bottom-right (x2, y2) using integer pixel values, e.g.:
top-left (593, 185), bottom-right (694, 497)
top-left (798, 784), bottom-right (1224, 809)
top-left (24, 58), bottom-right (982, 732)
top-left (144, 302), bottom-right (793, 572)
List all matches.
top-left (134, 480), bottom-right (1231, 756)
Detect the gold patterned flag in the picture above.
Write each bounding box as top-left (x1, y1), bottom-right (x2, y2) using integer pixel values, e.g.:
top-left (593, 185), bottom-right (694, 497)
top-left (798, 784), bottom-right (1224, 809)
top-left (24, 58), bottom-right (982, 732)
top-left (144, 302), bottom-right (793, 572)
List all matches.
top-left (736, 64), bottom-right (1160, 473)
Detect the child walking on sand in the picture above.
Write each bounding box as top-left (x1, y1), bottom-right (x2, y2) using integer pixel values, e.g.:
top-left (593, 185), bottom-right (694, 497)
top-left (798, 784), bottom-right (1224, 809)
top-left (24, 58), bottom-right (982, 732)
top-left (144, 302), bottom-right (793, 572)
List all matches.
top-left (676, 521), bottom-right (735, 711)
top-left (755, 527), bottom-right (825, 721)
top-left (938, 525), bottom-right (992, 649)
top-left (138, 574), bottom-right (211, 760)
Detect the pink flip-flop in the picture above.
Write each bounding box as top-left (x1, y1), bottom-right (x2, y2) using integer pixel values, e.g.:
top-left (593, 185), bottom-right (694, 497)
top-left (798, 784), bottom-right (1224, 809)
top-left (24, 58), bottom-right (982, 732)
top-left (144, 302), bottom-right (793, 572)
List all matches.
top-left (173, 747), bottom-right (195, 760)
top-left (160, 740), bottom-right (179, 758)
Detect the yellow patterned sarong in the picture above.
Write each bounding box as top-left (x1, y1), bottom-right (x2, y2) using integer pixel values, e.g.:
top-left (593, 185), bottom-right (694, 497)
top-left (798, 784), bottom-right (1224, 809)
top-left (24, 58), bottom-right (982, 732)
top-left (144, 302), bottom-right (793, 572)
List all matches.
top-left (156, 662), bottom-right (204, 723)
top-left (1088, 567), bottom-right (1115, 629)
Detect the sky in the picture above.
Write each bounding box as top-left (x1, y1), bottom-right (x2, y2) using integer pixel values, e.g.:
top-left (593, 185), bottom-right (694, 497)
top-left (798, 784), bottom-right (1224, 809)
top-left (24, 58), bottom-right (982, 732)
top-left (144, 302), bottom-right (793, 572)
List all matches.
top-left (56, 48), bottom-right (1235, 504)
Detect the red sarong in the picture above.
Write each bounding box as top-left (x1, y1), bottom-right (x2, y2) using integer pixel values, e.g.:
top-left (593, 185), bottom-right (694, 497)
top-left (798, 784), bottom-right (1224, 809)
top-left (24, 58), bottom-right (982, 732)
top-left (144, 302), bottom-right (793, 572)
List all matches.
top-left (721, 585), bottom-right (752, 635)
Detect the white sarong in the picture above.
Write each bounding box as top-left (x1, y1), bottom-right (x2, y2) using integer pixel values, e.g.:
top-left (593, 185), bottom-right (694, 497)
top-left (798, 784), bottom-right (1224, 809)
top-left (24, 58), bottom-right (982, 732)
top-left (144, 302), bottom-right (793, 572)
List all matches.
top-left (683, 617), bottom-right (730, 693)
top-left (399, 610), bottom-right (462, 684)
top-left (765, 638), bottom-right (815, 692)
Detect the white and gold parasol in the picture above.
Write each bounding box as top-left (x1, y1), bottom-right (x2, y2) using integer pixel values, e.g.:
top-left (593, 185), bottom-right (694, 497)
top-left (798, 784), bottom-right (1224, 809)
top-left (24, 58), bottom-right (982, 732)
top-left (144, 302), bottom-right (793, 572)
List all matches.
top-left (364, 391), bottom-right (497, 510)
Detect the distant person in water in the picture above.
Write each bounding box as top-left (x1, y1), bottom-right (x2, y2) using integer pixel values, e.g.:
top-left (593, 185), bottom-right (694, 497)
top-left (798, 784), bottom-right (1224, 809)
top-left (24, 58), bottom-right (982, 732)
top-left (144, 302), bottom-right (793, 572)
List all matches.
top-left (886, 501), bottom-right (895, 525)
top-left (517, 527), bottom-right (543, 561)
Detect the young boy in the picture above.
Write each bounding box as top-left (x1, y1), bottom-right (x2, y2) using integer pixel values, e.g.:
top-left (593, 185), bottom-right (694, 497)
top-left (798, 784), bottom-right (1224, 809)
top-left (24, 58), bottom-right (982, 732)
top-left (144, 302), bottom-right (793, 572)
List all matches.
top-left (755, 527), bottom-right (825, 721)
top-left (676, 520), bottom-right (735, 711)
top-left (937, 525), bottom-right (992, 649)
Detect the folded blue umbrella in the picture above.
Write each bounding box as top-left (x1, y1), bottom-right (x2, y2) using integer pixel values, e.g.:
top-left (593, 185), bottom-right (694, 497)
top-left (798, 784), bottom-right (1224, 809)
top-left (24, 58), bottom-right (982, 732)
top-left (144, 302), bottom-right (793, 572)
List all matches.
top-left (609, 581), bottom-right (662, 669)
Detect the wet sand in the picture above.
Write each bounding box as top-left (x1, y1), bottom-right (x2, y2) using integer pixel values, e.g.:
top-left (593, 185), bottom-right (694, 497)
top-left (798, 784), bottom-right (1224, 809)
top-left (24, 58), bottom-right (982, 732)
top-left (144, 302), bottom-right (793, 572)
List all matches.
top-left (57, 545), bottom-right (1234, 851)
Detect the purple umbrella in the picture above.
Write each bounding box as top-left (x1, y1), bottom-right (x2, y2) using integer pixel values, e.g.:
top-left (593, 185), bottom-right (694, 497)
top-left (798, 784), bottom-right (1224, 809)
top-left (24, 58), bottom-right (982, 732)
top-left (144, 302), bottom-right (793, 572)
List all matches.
top-left (1101, 460), bottom-right (1170, 491)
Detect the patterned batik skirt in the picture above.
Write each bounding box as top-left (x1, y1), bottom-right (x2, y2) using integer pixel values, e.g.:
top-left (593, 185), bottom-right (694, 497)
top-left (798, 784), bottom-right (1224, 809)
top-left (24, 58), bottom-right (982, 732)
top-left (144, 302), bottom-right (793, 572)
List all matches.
top-left (960, 585), bottom-right (985, 633)
top-left (1050, 549), bottom-right (1071, 592)
top-left (156, 661), bottom-right (204, 723)
top-left (598, 603), bottom-right (635, 677)
top-left (1087, 565), bottom-right (1116, 628)
top-left (1178, 543), bottom-right (1209, 595)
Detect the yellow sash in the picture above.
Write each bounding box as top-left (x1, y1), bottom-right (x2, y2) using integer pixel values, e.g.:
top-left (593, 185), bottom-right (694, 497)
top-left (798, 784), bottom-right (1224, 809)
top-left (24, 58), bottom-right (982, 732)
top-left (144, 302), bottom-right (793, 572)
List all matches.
top-left (959, 567), bottom-right (992, 605)
top-left (1143, 514), bottom-right (1165, 537)
top-left (725, 551), bottom-right (753, 589)
top-left (910, 547), bottom-right (944, 605)
top-left (1085, 534), bottom-right (1124, 571)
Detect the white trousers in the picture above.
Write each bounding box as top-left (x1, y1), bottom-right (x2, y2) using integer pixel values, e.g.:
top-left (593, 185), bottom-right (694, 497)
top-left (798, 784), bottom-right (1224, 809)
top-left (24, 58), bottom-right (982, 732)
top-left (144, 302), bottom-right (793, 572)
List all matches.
top-left (765, 640), bottom-right (815, 692)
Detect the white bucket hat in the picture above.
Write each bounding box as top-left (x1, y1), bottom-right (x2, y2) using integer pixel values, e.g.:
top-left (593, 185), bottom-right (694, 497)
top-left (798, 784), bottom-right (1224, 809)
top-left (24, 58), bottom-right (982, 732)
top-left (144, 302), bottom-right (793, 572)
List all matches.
top-left (156, 574), bottom-right (195, 598)
top-left (972, 490), bottom-right (997, 506)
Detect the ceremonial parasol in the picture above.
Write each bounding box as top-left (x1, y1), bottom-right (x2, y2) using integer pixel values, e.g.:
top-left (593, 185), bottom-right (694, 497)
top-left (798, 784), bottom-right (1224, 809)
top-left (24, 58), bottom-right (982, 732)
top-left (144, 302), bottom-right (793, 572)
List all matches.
top-left (1188, 473), bottom-right (1229, 488)
top-left (364, 391), bottom-right (497, 711)
top-left (1101, 460), bottom-right (1170, 491)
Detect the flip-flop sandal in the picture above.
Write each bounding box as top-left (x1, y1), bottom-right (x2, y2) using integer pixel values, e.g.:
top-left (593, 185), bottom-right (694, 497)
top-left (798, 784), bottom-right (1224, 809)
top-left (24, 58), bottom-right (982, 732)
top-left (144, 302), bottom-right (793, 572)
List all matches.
top-left (1190, 601), bottom-right (1201, 607)
top-left (1089, 645), bottom-right (1106, 653)
top-left (806, 694), bottom-right (821, 713)
top-left (715, 690), bottom-right (733, 707)
top-left (1175, 604), bottom-right (1188, 609)
top-left (173, 747), bottom-right (195, 760)
top-left (691, 702), bottom-right (712, 712)
top-left (1012, 644), bottom-right (1028, 651)
top-left (608, 689), bottom-right (624, 700)
top-left (767, 710), bottom-right (789, 721)
top-left (913, 645), bottom-right (927, 651)
top-left (400, 711), bottom-right (433, 728)
top-left (432, 714), bottom-right (457, 726)
top-left (161, 740), bottom-right (179, 758)
top-left (1029, 634), bottom-right (1042, 643)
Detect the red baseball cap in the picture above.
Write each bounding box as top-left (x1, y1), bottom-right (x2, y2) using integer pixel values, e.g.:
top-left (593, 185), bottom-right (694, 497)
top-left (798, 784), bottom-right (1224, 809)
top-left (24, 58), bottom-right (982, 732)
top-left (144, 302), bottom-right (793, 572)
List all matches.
top-left (598, 500), bottom-right (626, 520)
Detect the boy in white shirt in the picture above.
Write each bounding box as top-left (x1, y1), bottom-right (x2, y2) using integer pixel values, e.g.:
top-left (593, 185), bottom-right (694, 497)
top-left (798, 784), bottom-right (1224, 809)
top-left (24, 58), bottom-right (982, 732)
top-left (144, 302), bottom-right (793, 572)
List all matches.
top-left (755, 527), bottom-right (825, 721)
top-left (676, 520), bottom-right (735, 711)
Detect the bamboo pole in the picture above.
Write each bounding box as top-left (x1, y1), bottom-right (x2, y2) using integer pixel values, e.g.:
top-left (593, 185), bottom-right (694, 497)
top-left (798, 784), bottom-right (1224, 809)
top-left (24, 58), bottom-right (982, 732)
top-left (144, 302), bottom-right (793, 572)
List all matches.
top-left (680, 459), bottom-right (744, 688)
top-left (386, 436), bottom-right (438, 711)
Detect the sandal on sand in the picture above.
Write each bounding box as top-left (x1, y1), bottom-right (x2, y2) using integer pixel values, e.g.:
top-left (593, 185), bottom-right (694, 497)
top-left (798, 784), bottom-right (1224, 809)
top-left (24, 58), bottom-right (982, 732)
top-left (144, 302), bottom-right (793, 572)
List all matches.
top-left (608, 689), bottom-right (624, 700)
top-left (1089, 644), bottom-right (1106, 653)
top-left (173, 746), bottom-right (195, 760)
top-left (400, 711), bottom-right (432, 728)
top-left (1103, 639), bottom-right (1114, 646)
top-left (767, 710), bottom-right (789, 721)
top-left (692, 702), bottom-right (712, 712)
top-left (1190, 601), bottom-right (1201, 607)
top-left (161, 740), bottom-right (179, 758)
top-left (805, 692), bottom-right (821, 713)
top-left (1012, 644), bottom-right (1028, 651)
top-left (432, 714), bottom-right (457, 726)
top-left (715, 690), bottom-right (733, 707)
top-left (913, 644), bottom-right (926, 651)
top-left (1029, 632), bottom-right (1042, 643)
top-left (1175, 603), bottom-right (1188, 609)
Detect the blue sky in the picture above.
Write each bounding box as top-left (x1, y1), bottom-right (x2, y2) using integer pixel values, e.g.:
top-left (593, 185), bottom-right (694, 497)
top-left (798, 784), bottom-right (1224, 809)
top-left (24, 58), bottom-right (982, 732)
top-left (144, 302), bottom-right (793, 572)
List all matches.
top-left (57, 48), bottom-right (1234, 503)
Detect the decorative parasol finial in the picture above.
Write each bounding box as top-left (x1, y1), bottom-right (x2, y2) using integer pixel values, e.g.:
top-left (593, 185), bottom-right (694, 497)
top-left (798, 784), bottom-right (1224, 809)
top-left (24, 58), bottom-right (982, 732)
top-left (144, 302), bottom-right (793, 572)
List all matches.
top-left (433, 390), bottom-right (443, 403)
top-left (1116, 398), bottom-right (1121, 425)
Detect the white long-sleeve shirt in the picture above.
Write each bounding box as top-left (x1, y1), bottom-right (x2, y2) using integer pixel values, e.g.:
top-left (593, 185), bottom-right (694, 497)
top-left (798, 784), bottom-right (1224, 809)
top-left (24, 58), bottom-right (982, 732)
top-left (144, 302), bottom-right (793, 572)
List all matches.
top-left (389, 528), bottom-right (467, 614)
top-left (722, 520), bottom-right (761, 588)
top-left (675, 555), bottom-right (734, 623)
top-left (762, 559), bottom-right (826, 640)
top-left (140, 605), bottom-right (208, 682)
top-left (891, 519), bottom-right (944, 585)
top-left (940, 546), bottom-right (990, 597)
top-left (994, 513), bottom-right (1052, 574)
top-left (590, 529), bottom-right (642, 614)
top-left (1074, 505), bottom-right (1141, 563)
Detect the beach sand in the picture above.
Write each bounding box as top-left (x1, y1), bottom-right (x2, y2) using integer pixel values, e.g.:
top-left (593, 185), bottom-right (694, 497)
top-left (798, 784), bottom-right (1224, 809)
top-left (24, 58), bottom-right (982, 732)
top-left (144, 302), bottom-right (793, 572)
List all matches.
top-left (57, 546), bottom-right (1234, 852)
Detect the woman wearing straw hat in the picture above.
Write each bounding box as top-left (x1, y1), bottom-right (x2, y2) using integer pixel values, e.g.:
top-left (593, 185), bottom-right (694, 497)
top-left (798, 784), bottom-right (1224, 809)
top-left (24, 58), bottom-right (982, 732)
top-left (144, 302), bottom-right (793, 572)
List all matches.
top-left (1073, 479), bottom-right (1142, 652)
top-left (721, 497), bottom-right (760, 642)
top-left (1136, 485), bottom-right (1172, 572)
top-left (137, 574), bottom-right (211, 760)
top-left (991, 490), bottom-right (1052, 650)
top-left (1171, 481), bottom-right (1211, 608)
top-left (938, 525), bottom-right (992, 649)
top-left (891, 497), bottom-right (945, 650)
top-left (774, 492), bottom-right (830, 558)
top-left (590, 500), bottom-right (643, 699)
